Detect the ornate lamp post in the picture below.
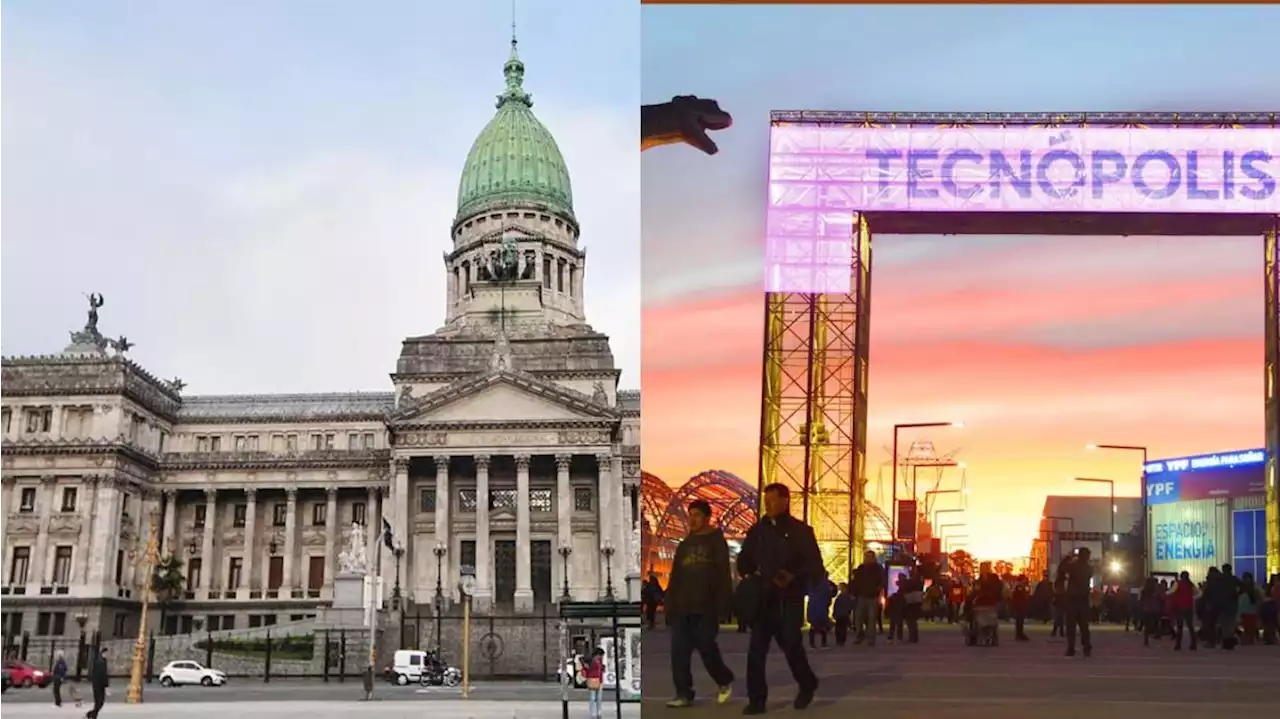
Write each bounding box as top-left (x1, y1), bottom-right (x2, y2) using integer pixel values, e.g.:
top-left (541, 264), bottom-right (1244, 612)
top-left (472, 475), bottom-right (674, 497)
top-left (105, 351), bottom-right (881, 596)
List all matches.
top-left (126, 508), bottom-right (161, 704)
top-left (391, 542), bottom-right (405, 611)
top-left (600, 541), bottom-right (615, 600)
top-left (558, 544), bottom-right (572, 599)
top-left (459, 565), bottom-right (476, 699)
top-left (432, 543), bottom-right (446, 651)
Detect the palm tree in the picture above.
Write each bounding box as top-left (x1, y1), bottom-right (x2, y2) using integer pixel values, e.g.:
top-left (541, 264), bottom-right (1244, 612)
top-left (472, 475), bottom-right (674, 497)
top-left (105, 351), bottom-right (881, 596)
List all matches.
top-left (151, 556), bottom-right (186, 635)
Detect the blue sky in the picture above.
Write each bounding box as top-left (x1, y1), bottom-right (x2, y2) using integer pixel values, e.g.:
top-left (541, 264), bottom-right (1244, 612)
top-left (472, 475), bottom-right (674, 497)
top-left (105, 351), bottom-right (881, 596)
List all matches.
top-left (2, 0), bottom-right (639, 392)
top-left (641, 3), bottom-right (1280, 303)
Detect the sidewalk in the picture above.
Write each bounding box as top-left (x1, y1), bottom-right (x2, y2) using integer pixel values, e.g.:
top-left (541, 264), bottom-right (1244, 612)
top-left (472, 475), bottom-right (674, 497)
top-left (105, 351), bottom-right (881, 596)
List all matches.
top-left (0, 700), bottom-right (641, 719)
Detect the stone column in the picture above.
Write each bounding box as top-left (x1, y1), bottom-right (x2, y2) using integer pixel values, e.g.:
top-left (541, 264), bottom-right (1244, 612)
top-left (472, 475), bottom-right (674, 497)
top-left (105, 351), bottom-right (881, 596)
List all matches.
top-left (555, 454), bottom-right (573, 598)
top-left (92, 478), bottom-right (124, 593)
top-left (199, 489), bottom-right (216, 598)
top-left (324, 487), bottom-right (338, 590)
top-left (393, 457), bottom-right (410, 563)
top-left (434, 456), bottom-right (450, 601)
top-left (365, 486), bottom-right (379, 579)
top-left (283, 488), bottom-right (298, 596)
top-left (241, 489), bottom-right (257, 596)
top-left (611, 454), bottom-right (627, 594)
top-left (80, 478), bottom-right (101, 585)
top-left (515, 453), bottom-right (533, 612)
top-left (474, 454), bottom-right (492, 608)
top-left (161, 489), bottom-right (177, 558)
top-left (32, 477), bottom-right (55, 587)
top-left (0, 475), bottom-right (10, 583)
top-left (595, 453), bottom-right (613, 597)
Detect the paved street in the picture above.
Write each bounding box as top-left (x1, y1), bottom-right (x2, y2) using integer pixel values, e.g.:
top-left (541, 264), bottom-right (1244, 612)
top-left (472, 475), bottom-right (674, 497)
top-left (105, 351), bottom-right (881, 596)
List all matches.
top-left (0, 699), bottom-right (640, 718)
top-left (0, 679), bottom-right (613, 704)
top-left (643, 622), bottom-right (1280, 717)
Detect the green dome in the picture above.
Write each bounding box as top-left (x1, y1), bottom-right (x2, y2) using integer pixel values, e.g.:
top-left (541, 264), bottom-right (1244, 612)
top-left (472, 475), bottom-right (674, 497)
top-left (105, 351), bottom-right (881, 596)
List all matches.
top-left (455, 41), bottom-right (575, 224)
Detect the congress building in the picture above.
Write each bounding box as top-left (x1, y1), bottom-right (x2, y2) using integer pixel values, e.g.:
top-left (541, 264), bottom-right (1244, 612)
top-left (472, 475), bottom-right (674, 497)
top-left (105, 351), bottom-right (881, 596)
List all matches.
top-left (0, 39), bottom-right (640, 643)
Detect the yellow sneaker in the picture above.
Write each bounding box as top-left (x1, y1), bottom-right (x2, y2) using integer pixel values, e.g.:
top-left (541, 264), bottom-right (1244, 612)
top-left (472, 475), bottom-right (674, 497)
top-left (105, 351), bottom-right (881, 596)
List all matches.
top-left (717, 685), bottom-right (733, 705)
top-left (666, 697), bottom-right (693, 708)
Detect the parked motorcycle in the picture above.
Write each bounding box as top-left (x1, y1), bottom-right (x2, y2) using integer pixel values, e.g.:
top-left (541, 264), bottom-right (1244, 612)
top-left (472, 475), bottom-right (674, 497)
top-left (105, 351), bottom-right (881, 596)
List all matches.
top-left (418, 651), bottom-right (462, 688)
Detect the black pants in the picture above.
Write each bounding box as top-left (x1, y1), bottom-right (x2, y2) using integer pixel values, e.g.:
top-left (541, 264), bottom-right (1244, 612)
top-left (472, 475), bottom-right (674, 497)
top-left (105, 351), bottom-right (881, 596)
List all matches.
top-left (903, 604), bottom-right (920, 642)
top-left (88, 687), bottom-right (106, 718)
top-left (644, 604), bottom-right (657, 629)
top-left (52, 677), bottom-right (63, 706)
top-left (747, 597), bottom-right (818, 705)
top-left (1013, 612), bottom-right (1027, 638)
top-left (834, 617), bottom-right (850, 645)
top-left (1174, 608), bottom-right (1197, 649)
top-left (888, 603), bottom-right (904, 640)
top-left (1065, 603), bottom-right (1091, 653)
top-left (671, 613), bottom-right (735, 700)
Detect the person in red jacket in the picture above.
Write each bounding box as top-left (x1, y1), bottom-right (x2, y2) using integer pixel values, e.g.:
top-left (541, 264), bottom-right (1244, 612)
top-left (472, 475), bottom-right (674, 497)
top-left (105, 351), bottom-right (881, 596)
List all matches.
top-left (947, 582), bottom-right (967, 624)
top-left (1169, 571), bottom-right (1197, 651)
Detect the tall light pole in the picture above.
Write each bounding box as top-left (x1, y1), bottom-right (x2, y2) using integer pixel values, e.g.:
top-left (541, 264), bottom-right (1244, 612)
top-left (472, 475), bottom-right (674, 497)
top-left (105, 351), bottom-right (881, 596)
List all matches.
top-left (126, 508), bottom-right (161, 704)
top-left (1073, 476), bottom-right (1117, 562)
top-left (1086, 443), bottom-right (1149, 574)
top-left (891, 421), bottom-right (963, 539)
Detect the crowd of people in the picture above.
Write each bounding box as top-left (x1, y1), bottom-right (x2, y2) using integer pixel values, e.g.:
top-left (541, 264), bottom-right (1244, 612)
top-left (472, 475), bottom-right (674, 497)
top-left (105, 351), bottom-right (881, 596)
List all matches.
top-left (647, 491), bottom-right (1280, 714)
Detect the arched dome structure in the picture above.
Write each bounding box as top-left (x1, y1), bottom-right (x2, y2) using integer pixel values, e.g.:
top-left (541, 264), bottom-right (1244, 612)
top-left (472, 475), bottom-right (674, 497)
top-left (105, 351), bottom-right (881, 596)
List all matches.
top-left (643, 470), bottom-right (896, 584)
top-left (454, 39), bottom-right (575, 228)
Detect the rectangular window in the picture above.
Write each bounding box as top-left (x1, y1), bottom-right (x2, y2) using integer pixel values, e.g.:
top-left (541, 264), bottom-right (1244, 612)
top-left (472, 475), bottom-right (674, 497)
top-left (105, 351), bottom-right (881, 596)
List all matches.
top-left (419, 488), bottom-right (436, 513)
top-left (247, 435), bottom-right (259, 451)
top-left (459, 489), bottom-right (477, 513)
top-left (196, 435), bottom-right (210, 452)
top-left (272, 503), bottom-right (287, 527)
top-left (574, 487), bottom-right (592, 512)
top-left (271, 434), bottom-right (284, 453)
top-left (286, 434), bottom-right (298, 453)
top-left (228, 557), bottom-right (242, 589)
top-left (51, 612), bottom-right (66, 635)
top-left (25, 408), bottom-right (52, 434)
top-left (52, 546), bottom-right (73, 585)
top-left (19, 487), bottom-right (36, 513)
top-left (233, 504), bottom-right (247, 528)
top-left (37, 612), bottom-right (52, 636)
top-left (490, 489), bottom-right (517, 511)
top-left (9, 546), bottom-right (31, 585)
top-left (194, 504), bottom-right (207, 529)
top-left (352, 502), bottom-right (366, 526)
top-left (324, 433), bottom-right (336, 450)
top-left (348, 433), bottom-right (359, 451)
top-left (312, 503), bottom-right (327, 526)
top-left (363, 432), bottom-right (375, 449)
top-left (529, 489), bottom-right (552, 513)
top-left (113, 613), bottom-right (127, 638)
top-left (209, 436), bottom-right (222, 452)
top-left (115, 550), bottom-right (125, 585)
top-left (308, 556), bottom-right (325, 590)
top-left (187, 558), bottom-right (202, 591)
top-left (310, 433), bottom-right (323, 451)
top-left (460, 540), bottom-right (477, 576)
top-left (234, 435), bottom-right (247, 451)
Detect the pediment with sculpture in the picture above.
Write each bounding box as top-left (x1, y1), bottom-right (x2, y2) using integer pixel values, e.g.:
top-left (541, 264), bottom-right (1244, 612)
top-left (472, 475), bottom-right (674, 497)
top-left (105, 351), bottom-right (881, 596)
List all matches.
top-left (390, 371), bottom-right (619, 426)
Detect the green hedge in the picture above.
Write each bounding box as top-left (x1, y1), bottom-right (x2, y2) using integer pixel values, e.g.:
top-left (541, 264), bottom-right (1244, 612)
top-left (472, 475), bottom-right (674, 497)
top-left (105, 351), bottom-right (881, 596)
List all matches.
top-left (193, 634), bottom-right (314, 661)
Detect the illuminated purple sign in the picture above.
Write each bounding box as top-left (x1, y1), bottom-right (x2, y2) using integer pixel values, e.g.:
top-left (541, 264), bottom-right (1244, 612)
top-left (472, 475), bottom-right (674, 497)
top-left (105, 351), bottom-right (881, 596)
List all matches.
top-left (765, 124), bottom-right (1279, 293)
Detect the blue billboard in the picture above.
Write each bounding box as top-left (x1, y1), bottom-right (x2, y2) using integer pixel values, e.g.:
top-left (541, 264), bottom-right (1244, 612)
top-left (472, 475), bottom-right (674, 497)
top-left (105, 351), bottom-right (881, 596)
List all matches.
top-left (1144, 449), bottom-right (1266, 506)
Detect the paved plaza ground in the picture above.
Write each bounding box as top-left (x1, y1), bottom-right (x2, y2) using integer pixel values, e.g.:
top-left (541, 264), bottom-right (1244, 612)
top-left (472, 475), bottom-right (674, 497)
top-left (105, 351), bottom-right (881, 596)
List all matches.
top-left (0, 699), bottom-right (640, 719)
top-left (643, 621), bottom-right (1280, 717)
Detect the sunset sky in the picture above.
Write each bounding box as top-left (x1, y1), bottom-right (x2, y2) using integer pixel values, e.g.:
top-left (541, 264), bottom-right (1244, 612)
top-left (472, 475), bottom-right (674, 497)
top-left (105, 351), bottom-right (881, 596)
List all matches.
top-left (640, 4), bottom-right (1280, 559)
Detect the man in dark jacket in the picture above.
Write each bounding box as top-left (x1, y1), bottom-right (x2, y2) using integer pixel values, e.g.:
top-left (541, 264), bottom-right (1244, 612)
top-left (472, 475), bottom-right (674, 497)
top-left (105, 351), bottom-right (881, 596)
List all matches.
top-left (736, 483), bottom-right (822, 714)
top-left (87, 647), bottom-right (109, 719)
top-left (850, 551), bottom-right (884, 645)
top-left (1057, 548), bottom-right (1094, 657)
top-left (664, 499), bottom-right (736, 708)
top-left (642, 572), bottom-right (665, 630)
top-left (51, 649), bottom-right (68, 706)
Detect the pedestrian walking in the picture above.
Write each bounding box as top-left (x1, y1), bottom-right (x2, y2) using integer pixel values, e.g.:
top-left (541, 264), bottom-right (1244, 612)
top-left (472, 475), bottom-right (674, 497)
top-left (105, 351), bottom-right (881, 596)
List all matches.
top-left (585, 648), bottom-right (605, 719)
top-left (51, 650), bottom-right (68, 706)
top-left (86, 647), bottom-right (109, 719)
top-left (664, 499), bottom-right (736, 708)
top-left (736, 483), bottom-right (822, 714)
top-left (850, 551), bottom-right (883, 646)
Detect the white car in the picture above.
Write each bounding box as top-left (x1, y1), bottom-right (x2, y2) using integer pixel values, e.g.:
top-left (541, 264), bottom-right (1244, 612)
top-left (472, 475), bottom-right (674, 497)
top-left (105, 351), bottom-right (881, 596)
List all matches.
top-left (158, 661), bottom-right (227, 687)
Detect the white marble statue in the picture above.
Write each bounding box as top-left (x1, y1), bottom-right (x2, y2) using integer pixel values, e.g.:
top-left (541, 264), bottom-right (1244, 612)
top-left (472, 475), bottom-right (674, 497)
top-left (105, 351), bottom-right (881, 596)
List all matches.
top-left (630, 520), bottom-right (642, 575)
top-left (337, 521), bottom-right (369, 575)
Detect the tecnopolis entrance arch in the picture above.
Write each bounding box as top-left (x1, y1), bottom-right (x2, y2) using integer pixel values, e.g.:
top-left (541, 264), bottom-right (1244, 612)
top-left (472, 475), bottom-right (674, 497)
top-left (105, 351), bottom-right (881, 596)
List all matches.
top-left (758, 110), bottom-right (1279, 580)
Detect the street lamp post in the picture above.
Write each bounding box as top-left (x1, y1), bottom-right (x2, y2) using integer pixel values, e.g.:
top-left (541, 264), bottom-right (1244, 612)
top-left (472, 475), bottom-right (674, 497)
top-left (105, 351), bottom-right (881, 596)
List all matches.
top-left (1073, 476), bottom-right (1118, 562)
top-left (126, 508), bottom-right (161, 704)
top-left (391, 543), bottom-right (405, 611)
top-left (891, 421), bottom-right (963, 539)
top-left (1087, 443), bottom-right (1149, 575)
top-left (600, 541), bottom-right (616, 600)
top-left (558, 544), bottom-right (573, 600)
top-left (432, 542), bottom-right (446, 651)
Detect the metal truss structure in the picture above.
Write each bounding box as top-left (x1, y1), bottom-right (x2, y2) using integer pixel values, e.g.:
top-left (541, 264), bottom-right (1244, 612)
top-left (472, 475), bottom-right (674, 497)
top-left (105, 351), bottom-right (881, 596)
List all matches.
top-left (642, 469), bottom-right (892, 584)
top-left (760, 110), bottom-right (1280, 579)
top-left (759, 212), bottom-right (872, 581)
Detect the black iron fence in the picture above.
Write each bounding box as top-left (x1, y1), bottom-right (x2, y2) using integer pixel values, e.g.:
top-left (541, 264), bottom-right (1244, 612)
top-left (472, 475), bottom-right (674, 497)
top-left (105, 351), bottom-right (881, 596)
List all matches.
top-left (2, 627), bottom-right (373, 682)
top-left (397, 604), bottom-right (560, 680)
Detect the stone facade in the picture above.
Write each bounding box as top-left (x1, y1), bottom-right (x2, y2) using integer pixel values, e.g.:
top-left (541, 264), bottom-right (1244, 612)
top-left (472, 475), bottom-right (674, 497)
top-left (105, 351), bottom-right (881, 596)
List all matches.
top-left (0, 36), bottom-right (640, 647)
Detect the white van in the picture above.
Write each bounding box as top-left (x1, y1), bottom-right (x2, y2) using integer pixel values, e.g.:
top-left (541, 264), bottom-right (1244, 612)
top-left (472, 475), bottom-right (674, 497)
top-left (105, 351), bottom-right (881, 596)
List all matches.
top-left (390, 649), bottom-right (428, 685)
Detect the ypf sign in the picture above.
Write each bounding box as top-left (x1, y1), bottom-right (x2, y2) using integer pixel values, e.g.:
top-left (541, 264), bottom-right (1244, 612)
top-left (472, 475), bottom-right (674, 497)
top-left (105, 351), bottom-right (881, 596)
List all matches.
top-left (1146, 477), bottom-right (1180, 505)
